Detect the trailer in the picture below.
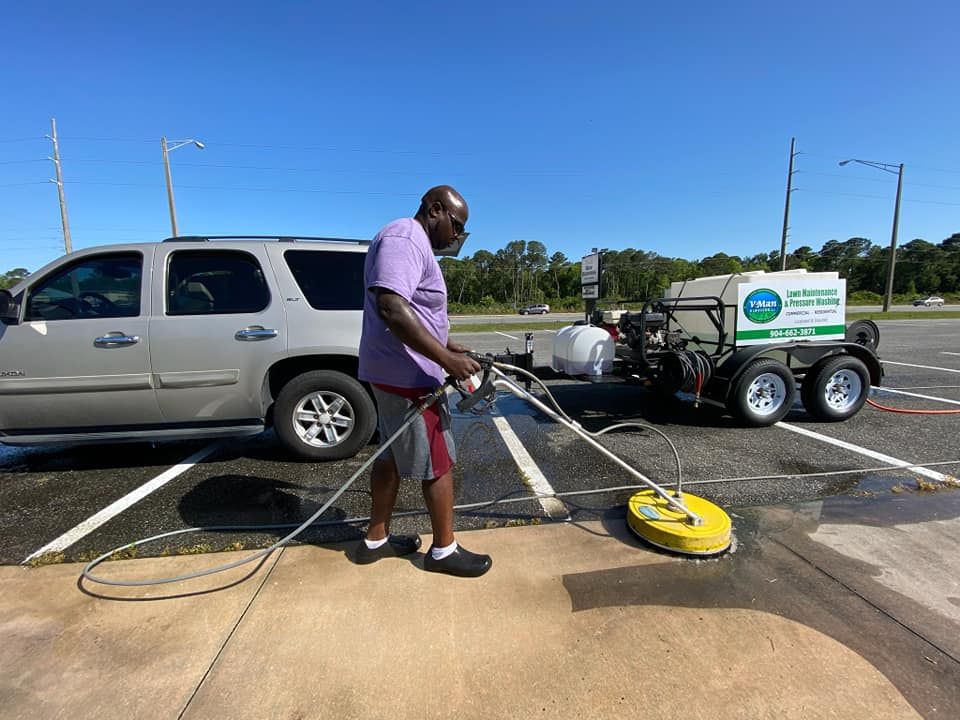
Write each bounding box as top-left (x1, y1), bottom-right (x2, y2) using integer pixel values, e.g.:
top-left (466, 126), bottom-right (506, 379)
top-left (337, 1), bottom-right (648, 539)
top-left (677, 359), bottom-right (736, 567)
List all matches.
top-left (493, 270), bottom-right (882, 427)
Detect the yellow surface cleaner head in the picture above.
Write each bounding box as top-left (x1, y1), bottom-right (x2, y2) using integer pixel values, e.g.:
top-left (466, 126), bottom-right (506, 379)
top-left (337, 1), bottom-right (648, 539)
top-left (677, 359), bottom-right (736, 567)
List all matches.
top-left (626, 489), bottom-right (732, 556)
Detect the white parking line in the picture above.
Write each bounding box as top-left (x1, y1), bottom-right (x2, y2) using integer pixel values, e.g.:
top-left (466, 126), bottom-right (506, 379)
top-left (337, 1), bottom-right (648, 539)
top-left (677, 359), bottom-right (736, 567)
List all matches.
top-left (883, 360), bottom-right (960, 374)
top-left (873, 386), bottom-right (960, 407)
top-left (776, 422), bottom-right (951, 483)
top-left (491, 416), bottom-right (570, 520)
top-left (22, 441), bottom-right (223, 564)
top-left (943, 352), bottom-right (960, 357)
top-left (494, 331), bottom-right (519, 340)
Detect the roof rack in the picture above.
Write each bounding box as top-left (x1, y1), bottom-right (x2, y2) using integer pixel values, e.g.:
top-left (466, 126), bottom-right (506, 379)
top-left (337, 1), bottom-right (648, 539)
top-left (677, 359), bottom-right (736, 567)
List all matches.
top-left (162, 235), bottom-right (370, 245)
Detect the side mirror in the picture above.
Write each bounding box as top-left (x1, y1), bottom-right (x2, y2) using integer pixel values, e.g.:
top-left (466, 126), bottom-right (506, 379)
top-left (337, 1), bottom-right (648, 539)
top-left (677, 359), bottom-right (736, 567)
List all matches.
top-left (0, 289), bottom-right (20, 323)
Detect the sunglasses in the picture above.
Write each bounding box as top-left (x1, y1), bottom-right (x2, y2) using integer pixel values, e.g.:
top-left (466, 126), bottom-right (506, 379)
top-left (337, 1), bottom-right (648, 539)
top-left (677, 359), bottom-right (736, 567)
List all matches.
top-left (446, 210), bottom-right (469, 242)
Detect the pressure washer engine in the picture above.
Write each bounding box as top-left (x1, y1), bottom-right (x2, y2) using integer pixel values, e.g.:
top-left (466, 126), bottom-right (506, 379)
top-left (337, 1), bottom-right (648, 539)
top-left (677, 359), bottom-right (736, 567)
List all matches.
top-left (615, 309), bottom-right (715, 400)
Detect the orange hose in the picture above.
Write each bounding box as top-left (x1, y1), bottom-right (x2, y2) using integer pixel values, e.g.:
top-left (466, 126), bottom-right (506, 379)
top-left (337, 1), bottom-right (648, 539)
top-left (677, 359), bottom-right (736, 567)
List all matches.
top-left (866, 398), bottom-right (960, 415)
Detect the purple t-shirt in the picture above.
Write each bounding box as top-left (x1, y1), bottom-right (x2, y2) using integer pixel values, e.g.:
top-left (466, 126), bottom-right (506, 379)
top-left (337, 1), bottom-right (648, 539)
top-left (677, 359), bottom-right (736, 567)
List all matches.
top-left (358, 218), bottom-right (449, 388)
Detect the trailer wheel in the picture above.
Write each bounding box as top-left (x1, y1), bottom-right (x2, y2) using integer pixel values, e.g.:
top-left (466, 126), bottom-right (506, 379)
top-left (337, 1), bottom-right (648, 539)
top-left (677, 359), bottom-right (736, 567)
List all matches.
top-left (801, 355), bottom-right (870, 422)
top-left (729, 358), bottom-right (796, 426)
top-left (845, 319), bottom-right (880, 351)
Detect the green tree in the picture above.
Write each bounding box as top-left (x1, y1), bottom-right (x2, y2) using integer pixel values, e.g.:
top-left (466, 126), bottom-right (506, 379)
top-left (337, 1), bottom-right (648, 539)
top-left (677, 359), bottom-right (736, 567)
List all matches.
top-left (0, 267), bottom-right (30, 290)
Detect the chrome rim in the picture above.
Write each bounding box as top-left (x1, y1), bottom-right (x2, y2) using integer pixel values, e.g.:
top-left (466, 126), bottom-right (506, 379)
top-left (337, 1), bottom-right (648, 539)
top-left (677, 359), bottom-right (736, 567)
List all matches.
top-left (746, 372), bottom-right (788, 416)
top-left (822, 369), bottom-right (862, 411)
top-left (292, 391), bottom-right (355, 447)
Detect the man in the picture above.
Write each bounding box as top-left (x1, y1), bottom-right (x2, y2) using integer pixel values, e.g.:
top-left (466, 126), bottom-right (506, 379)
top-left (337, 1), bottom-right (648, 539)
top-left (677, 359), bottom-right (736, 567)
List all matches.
top-left (355, 185), bottom-right (491, 578)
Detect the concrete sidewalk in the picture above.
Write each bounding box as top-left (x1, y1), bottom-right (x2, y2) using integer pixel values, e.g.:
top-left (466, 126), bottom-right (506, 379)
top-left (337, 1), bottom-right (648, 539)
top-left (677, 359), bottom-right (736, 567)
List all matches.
top-left (0, 511), bottom-right (955, 719)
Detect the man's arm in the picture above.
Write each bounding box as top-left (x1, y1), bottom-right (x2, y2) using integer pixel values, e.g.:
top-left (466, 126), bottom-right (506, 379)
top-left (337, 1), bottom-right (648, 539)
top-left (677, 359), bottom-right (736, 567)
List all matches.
top-left (375, 289), bottom-right (480, 381)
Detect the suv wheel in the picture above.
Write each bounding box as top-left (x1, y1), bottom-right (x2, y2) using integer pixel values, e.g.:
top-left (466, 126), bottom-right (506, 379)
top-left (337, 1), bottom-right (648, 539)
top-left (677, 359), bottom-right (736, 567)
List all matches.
top-left (274, 370), bottom-right (377, 461)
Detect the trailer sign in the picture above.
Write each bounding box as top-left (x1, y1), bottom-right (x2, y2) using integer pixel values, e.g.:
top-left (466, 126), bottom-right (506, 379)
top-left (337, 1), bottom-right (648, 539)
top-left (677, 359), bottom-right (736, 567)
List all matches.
top-left (736, 278), bottom-right (846, 346)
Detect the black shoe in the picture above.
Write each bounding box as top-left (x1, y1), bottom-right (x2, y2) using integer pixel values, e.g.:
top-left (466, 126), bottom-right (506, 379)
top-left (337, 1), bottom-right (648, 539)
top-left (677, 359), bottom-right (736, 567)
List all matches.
top-left (354, 534), bottom-right (422, 564)
top-left (423, 544), bottom-right (492, 577)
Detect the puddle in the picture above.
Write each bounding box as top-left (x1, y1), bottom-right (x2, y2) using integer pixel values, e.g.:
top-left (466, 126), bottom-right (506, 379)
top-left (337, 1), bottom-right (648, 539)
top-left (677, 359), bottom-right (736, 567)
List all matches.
top-left (823, 472), bottom-right (960, 527)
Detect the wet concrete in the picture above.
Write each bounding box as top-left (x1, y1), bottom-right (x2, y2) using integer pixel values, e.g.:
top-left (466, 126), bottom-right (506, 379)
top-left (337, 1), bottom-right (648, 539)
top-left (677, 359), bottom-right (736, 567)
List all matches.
top-left (560, 480), bottom-right (960, 719)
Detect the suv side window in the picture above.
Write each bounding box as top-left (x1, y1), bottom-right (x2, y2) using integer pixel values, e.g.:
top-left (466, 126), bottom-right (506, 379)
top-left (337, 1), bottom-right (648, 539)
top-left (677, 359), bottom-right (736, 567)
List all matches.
top-left (25, 253), bottom-right (142, 322)
top-left (167, 250), bottom-right (270, 315)
top-left (283, 250), bottom-right (365, 310)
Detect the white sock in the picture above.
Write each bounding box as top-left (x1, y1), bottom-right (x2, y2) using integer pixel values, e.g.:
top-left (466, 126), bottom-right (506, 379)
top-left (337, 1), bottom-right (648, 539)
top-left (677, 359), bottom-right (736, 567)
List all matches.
top-left (364, 535), bottom-right (389, 550)
top-left (431, 540), bottom-right (458, 560)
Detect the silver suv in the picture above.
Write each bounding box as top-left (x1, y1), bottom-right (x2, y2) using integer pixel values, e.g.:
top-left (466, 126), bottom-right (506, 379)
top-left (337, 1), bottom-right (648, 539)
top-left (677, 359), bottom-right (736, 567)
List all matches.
top-left (0, 236), bottom-right (377, 460)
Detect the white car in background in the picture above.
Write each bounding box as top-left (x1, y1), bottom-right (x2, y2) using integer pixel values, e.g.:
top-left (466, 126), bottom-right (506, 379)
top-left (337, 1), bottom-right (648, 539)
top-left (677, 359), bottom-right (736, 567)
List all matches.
top-left (518, 303), bottom-right (550, 315)
top-left (912, 296), bottom-right (945, 307)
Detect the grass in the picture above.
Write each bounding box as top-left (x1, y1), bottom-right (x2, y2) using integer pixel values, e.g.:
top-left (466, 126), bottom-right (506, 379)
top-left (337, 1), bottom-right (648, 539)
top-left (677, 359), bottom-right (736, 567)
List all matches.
top-left (451, 312), bottom-right (960, 334)
top-left (452, 320), bottom-right (572, 333)
top-left (846, 310), bottom-right (960, 321)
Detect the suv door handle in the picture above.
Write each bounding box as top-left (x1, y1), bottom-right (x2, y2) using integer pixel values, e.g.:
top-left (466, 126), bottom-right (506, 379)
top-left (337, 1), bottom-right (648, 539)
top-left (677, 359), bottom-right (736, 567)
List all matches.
top-left (94, 332), bottom-right (141, 347)
top-left (235, 326), bottom-right (278, 341)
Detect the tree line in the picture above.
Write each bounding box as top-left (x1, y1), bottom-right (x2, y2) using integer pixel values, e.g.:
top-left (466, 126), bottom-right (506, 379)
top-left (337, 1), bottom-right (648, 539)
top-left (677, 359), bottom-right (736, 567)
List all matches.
top-left (439, 233), bottom-right (960, 312)
top-left (3, 233), bottom-right (959, 307)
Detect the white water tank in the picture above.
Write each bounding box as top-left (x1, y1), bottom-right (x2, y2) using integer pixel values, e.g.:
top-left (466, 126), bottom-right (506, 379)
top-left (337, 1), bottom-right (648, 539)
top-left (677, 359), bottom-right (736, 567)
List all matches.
top-left (552, 325), bottom-right (615, 376)
top-left (665, 269), bottom-right (840, 352)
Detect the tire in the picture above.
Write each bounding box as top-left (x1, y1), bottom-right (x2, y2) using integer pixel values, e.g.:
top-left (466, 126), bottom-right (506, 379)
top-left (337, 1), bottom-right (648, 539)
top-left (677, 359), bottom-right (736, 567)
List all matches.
top-left (728, 358), bottom-right (796, 426)
top-left (844, 319), bottom-right (880, 351)
top-left (801, 355), bottom-right (870, 422)
top-left (273, 370), bottom-right (377, 461)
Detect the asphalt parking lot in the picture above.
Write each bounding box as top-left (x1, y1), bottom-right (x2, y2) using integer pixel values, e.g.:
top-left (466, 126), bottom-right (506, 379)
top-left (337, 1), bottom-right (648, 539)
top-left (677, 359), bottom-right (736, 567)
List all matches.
top-left (1, 319), bottom-right (958, 567)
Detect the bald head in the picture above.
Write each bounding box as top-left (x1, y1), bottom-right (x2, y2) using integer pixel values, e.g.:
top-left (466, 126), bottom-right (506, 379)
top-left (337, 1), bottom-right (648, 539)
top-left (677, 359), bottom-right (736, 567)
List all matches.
top-left (415, 184), bottom-right (470, 254)
top-left (419, 185), bottom-right (468, 223)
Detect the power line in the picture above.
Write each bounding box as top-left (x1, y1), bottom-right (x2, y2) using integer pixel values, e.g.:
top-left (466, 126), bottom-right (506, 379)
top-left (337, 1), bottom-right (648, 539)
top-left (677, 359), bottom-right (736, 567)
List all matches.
top-left (53, 157), bottom-right (587, 177)
top-left (797, 188), bottom-right (960, 207)
top-left (58, 136), bottom-right (474, 156)
top-left (802, 170), bottom-right (960, 192)
top-left (61, 179), bottom-right (420, 197)
top-left (801, 151), bottom-right (960, 176)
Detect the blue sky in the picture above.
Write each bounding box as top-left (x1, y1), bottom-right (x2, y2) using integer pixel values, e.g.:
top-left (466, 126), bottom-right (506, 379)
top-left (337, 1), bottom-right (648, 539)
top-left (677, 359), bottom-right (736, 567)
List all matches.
top-left (2, 1), bottom-right (958, 274)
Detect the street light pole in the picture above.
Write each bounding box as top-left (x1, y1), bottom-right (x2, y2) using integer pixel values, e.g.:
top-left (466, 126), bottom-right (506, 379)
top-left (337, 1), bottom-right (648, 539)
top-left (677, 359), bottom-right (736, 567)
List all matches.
top-left (161, 137), bottom-right (204, 238)
top-left (838, 158), bottom-right (904, 312)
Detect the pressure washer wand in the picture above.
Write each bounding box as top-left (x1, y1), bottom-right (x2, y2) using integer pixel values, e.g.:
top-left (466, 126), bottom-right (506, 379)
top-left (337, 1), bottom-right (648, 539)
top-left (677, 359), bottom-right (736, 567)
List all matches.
top-left (488, 366), bottom-right (704, 526)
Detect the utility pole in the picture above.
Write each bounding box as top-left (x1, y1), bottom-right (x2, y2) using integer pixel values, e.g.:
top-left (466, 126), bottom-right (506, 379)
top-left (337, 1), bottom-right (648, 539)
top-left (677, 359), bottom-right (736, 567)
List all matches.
top-left (838, 158), bottom-right (904, 312)
top-left (47, 118), bottom-right (72, 253)
top-left (882, 164), bottom-right (905, 313)
top-left (779, 137), bottom-right (797, 271)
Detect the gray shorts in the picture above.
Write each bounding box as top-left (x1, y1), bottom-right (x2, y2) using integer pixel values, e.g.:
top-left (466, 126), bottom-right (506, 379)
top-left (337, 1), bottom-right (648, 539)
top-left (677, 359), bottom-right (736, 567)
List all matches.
top-left (371, 385), bottom-right (457, 480)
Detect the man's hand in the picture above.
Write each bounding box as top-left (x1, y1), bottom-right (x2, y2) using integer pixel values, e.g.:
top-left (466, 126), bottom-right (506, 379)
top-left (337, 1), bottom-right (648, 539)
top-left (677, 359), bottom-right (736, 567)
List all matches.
top-left (444, 349), bottom-right (482, 381)
top-left (447, 339), bottom-right (471, 354)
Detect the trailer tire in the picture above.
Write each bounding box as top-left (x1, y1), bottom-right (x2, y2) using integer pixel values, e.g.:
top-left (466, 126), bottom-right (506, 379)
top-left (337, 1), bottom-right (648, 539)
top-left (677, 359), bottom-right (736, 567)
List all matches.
top-left (845, 319), bottom-right (880, 351)
top-left (728, 358), bottom-right (796, 426)
top-left (801, 355), bottom-right (870, 422)
top-left (274, 370), bottom-right (377, 461)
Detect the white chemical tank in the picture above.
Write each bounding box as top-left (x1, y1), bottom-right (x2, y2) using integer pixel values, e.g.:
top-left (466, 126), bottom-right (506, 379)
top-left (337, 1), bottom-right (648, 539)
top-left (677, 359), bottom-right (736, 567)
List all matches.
top-left (665, 269), bottom-right (840, 352)
top-left (552, 325), bottom-right (615, 376)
